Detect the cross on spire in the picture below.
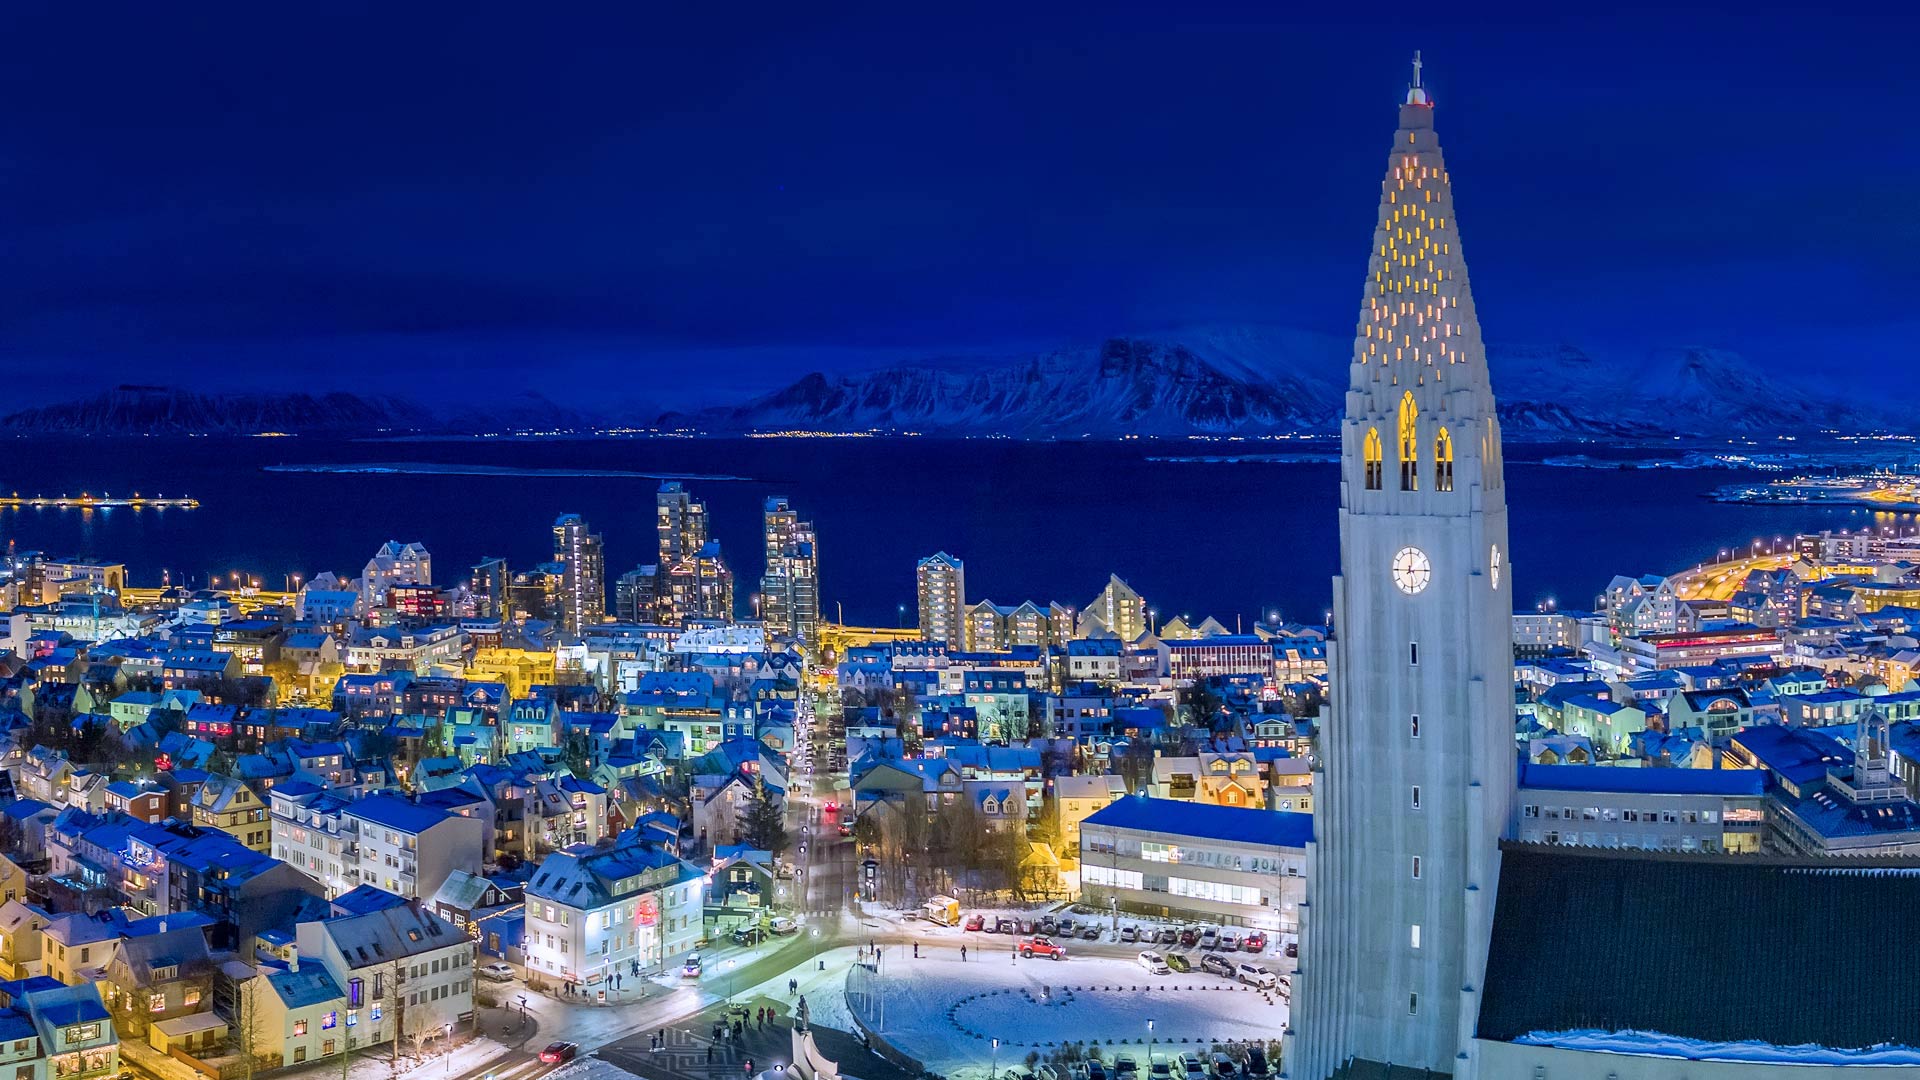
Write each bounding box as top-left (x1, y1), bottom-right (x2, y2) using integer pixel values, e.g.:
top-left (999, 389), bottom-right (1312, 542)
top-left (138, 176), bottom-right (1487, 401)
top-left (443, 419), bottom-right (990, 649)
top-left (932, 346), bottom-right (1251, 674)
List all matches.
top-left (1406, 50), bottom-right (1431, 106)
top-left (1411, 50), bottom-right (1422, 89)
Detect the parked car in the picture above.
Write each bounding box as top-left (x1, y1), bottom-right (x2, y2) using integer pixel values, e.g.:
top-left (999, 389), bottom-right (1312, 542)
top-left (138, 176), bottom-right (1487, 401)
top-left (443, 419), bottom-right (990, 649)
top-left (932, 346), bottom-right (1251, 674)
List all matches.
top-left (1057, 917), bottom-right (1076, 935)
top-left (1119, 926), bottom-right (1139, 944)
top-left (770, 916), bottom-right (799, 934)
top-left (1159, 927), bottom-right (1182, 946)
top-left (1018, 935), bottom-right (1068, 960)
top-left (1088, 1060), bottom-right (1109, 1080)
top-left (1236, 962), bottom-right (1276, 989)
top-left (1242, 932), bottom-right (1267, 953)
top-left (994, 917), bottom-right (1017, 934)
top-left (965, 914), bottom-right (986, 931)
top-left (1080, 924), bottom-right (1100, 940)
top-left (1166, 953), bottom-right (1192, 973)
top-left (681, 954), bottom-right (703, 978)
top-left (1137, 950), bottom-right (1171, 975)
top-left (1242, 1049), bottom-right (1271, 1080)
top-left (1039, 916), bottom-right (1059, 935)
top-left (478, 962), bottom-right (516, 982)
top-left (1210, 1053), bottom-right (1238, 1079)
top-left (1177, 1054), bottom-right (1206, 1080)
top-left (540, 1043), bottom-right (579, 1064)
top-left (1148, 1062), bottom-right (1173, 1080)
top-left (1217, 931), bottom-right (1239, 951)
top-left (1018, 919), bottom-right (1037, 935)
top-left (1284, 940), bottom-right (1299, 958)
top-left (731, 926), bottom-right (766, 946)
top-left (1177, 927), bottom-right (1198, 948)
top-left (1113, 1055), bottom-right (1139, 1079)
top-left (1198, 928), bottom-right (1220, 950)
top-left (1200, 954), bottom-right (1235, 977)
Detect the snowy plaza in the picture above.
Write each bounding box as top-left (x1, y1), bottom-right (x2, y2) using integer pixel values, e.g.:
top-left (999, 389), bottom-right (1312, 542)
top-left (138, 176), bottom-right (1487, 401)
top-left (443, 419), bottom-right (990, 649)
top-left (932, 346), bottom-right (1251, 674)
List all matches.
top-left (844, 952), bottom-right (1288, 1078)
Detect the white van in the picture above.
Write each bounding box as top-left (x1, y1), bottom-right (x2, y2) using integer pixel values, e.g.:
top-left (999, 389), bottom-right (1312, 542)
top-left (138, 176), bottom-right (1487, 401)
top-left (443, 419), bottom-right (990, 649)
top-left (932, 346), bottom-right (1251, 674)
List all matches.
top-left (1236, 962), bottom-right (1276, 989)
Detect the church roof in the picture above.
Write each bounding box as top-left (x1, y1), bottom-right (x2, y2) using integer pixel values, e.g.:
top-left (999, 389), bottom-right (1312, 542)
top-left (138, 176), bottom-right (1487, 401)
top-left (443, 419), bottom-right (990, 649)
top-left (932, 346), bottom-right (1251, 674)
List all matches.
top-left (1480, 845), bottom-right (1920, 1051)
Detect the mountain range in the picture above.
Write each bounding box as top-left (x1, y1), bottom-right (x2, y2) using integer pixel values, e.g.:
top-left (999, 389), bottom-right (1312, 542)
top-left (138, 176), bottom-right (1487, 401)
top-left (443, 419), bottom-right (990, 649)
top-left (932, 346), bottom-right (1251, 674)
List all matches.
top-left (669, 327), bottom-right (1897, 440)
top-left (1, 329), bottom-right (1894, 440)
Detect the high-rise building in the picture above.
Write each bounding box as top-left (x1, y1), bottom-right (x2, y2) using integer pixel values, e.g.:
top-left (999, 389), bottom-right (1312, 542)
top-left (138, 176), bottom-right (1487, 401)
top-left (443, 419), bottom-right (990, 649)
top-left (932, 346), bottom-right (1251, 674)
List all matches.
top-left (553, 514), bottom-right (606, 636)
top-left (760, 497), bottom-right (821, 646)
top-left (657, 482), bottom-right (709, 566)
top-left (469, 557), bottom-right (510, 620)
top-left (916, 552), bottom-right (965, 647)
top-left (1289, 59), bottom-right (1515, 1079)
top-left (615, 565), bottom-right (661, 624)
top-left (665, 540), bottom-right (734, 623)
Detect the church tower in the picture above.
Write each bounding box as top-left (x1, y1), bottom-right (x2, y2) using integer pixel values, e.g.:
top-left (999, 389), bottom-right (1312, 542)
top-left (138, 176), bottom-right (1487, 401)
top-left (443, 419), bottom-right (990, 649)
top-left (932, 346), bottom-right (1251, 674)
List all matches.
top-left (1287, 56), bottom-right (1515, 1080)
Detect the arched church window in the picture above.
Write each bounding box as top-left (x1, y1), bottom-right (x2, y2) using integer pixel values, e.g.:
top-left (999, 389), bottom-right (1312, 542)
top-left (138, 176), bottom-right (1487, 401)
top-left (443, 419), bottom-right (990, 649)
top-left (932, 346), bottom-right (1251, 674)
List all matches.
top-left (1363, 428), bottom-right (1383, 490)
top-left (1434, 427), bottom-right (1454, 492)
top-left (1397, 392), bottom-right (1419, 491)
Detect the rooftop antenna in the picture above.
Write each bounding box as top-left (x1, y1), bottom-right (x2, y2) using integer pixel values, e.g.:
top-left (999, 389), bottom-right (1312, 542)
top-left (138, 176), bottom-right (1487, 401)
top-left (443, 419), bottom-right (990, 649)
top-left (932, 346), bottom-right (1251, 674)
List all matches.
top-left (1407, 50), bottom-right (1430, 106)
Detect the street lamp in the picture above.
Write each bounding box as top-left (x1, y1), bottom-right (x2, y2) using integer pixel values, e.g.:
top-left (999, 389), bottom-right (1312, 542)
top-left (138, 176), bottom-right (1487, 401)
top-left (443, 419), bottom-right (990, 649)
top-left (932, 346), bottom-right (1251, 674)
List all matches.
top-left (812, 927), bottom-right (822, 971)
top-left (992, 1038), bottom-right (1000, 1080)
top-left (725, 958), bottom-right (738, 1004)
top-left (444, 1023), bottom-right (453, 1073)
top-left (1147, 1019), bottom-right (1156, 1075)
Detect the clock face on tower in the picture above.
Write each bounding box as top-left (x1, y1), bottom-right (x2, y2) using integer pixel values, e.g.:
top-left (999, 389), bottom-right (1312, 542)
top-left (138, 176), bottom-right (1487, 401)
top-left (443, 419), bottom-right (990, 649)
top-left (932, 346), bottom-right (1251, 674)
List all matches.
top-left (1392, 546), bottom-right (1432, 594)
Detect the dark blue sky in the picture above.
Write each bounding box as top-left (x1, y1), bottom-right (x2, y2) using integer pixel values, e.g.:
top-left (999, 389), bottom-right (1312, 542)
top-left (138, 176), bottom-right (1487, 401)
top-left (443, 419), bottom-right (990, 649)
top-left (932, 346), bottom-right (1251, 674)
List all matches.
top-left (0, 3), bottom-right (1913, 409)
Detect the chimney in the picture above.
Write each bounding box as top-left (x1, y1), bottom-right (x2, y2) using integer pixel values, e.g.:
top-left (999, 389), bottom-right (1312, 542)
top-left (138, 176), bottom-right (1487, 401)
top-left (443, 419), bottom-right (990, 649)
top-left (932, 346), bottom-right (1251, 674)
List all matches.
top-left (289, 945), bottom-right (300, 973)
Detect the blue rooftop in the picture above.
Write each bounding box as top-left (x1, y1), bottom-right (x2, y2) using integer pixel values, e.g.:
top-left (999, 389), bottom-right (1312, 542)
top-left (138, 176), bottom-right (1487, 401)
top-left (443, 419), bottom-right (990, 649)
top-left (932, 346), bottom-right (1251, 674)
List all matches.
top-left (1520, 762), bottom-right (1765, 797)
top-left (1082, 795), bottom-right (1312, 848)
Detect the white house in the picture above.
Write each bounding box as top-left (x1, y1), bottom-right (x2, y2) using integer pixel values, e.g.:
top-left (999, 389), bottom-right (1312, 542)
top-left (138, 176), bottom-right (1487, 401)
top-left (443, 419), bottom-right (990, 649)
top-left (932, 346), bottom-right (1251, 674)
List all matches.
top-left (523, 845), bottom-right (704, 989)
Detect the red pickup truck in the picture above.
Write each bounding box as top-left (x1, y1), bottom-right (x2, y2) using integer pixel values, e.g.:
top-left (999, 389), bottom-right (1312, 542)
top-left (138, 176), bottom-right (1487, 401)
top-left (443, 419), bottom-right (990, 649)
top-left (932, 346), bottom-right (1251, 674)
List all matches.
top-left (1019, 935), bottom-right (1067, 960)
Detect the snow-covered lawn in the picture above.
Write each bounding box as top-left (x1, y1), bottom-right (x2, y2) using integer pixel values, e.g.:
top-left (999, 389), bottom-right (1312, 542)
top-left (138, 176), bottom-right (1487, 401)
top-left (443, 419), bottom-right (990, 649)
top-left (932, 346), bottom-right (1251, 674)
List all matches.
top-left (847, 953), bottom-right (1287, 1079)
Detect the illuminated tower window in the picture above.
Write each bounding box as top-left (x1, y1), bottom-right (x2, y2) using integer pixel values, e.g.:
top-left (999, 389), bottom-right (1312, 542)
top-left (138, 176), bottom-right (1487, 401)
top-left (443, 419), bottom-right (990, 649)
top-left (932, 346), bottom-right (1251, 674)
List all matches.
top-left (1434, 427), bottom-right (1454, 492)
top-left (1398, 391), bottom-right (1419, 491)
top-left (1364, 428), bottom-right (1384, 490)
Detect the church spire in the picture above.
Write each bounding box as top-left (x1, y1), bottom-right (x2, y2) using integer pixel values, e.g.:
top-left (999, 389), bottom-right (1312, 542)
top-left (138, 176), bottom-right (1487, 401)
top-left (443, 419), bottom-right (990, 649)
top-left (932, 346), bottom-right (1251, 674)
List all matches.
top-left (1406, 50), bottom-right (1429, 106)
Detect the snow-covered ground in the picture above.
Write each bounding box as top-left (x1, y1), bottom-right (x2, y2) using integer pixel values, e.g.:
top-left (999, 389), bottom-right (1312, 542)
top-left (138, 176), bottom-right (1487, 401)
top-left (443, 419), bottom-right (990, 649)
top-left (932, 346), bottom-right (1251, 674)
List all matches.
top-left (1517, 1030), bottom-right (1920, 1066)
top-left (846, 953), bottom-right (1287, 1079)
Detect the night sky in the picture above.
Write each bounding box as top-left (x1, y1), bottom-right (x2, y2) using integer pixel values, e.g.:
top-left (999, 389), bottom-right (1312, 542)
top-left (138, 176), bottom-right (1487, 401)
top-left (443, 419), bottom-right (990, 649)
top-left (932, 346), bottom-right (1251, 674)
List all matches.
top-left (0, 4), bottom-right (1913, 410)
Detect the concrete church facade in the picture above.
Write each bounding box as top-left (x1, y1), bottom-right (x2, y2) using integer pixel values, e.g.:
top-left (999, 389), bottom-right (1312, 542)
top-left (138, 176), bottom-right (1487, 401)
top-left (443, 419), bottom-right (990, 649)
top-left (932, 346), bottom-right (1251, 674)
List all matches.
top-left (1285, 58), bottom-right (1920, 1080)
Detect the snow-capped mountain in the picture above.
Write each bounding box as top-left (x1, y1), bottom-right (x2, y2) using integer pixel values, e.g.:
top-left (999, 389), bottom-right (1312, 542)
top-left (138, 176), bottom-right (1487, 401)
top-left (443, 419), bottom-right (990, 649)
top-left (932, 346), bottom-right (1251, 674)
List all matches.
top-left (671, 327), bottom-right (1898, 440)
top-left (669, 331), bottom-right (1344, 437)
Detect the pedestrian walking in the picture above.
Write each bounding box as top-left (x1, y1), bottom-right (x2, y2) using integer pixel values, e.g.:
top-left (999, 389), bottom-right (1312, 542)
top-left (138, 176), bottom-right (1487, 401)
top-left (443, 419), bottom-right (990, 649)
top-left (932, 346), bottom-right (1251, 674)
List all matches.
top-left (961, 944), bottom-right (967, 961)
top-left (707, 1045), bottom-right (715, 1063)
top-left (913, 943), bottom-right (919, 958)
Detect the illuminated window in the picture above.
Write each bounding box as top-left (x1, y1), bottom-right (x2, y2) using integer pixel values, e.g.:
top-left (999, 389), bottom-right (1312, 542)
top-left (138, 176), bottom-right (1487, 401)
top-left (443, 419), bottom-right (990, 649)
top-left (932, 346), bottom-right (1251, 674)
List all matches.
top-left (1397, 391), bottom-right (1419, 490)
top-left (294, 1021), bottom-right (307, 1037)
top-left (1363, 428), bottom-right (1383, 490)
top-left (1434, 427), bottom-right (1454, 491)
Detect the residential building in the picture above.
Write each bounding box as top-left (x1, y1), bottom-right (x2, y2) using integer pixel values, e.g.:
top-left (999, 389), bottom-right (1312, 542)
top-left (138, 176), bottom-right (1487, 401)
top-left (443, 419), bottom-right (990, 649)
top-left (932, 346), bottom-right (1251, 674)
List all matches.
top-left (552, 514), bottom-right (605, 637)
top-left (523, 845), bottom-right (705, 988)
top-left (916, 553), bottom-right (965, 648)
top-left (760, 497), bottom-right (820, 648)
top-left (361, 542), bottom-right (431, 611)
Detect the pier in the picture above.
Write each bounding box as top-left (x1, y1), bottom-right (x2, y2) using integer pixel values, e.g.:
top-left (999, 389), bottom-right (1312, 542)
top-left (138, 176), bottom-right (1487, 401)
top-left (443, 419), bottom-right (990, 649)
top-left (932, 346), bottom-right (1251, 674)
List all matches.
top-left (0, 492), bottom-right (200, 509)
